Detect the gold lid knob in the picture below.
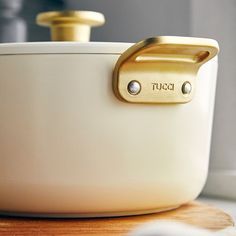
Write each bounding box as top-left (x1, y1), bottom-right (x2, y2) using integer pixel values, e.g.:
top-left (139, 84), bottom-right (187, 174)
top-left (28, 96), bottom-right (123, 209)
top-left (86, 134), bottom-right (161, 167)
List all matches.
top-left (36, 11), bottom-right (105, 42)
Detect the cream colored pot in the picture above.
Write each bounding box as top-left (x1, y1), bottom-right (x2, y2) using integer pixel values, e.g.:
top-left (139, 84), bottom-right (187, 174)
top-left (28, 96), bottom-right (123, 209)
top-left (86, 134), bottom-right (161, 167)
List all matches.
top-left (0, 11), bottom-right (219, 217)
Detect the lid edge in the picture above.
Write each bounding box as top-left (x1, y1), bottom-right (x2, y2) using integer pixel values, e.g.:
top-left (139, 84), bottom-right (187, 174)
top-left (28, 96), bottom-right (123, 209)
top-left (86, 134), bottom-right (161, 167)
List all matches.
top-left (0, 42), bottom-right (133, 55)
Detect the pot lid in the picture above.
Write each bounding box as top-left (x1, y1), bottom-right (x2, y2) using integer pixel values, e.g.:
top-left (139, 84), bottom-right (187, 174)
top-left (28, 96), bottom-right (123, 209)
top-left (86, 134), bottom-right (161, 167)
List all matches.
top-left (0, 42), bottom-right (132, 55)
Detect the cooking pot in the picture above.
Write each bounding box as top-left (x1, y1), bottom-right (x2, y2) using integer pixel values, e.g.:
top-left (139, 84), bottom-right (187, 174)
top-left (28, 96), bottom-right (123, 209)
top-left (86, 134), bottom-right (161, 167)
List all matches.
top-left (0, 11), bottom-right (219, 217)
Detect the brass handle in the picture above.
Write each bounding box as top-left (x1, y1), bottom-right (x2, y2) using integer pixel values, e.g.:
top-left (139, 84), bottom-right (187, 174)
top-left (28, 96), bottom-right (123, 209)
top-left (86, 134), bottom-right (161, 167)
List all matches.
top-left (120, 36), bottom-right (218, 65)
top-left (113, 36), bottom-right (219, 104)
top-left (36, 11), bottom-right (105, 42)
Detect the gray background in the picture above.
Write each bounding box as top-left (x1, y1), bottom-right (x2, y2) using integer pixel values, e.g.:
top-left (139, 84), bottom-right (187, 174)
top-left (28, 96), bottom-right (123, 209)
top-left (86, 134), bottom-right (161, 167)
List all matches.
top-left (13, 0), bottom-right (191, 42)
top-left (0, 0), bottom-right (235, 196)
top-left (192, 0), bottom-right (236, 172)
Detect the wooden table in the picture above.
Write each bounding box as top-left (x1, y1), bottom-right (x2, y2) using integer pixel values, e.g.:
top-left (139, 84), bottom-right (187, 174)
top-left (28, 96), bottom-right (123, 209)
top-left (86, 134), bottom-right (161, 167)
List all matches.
top-left (0, 201), bottom-right (234, 235)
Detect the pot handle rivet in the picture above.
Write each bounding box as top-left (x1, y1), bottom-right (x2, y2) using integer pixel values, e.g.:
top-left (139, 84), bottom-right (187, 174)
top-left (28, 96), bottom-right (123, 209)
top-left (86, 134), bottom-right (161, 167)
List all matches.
top-left (127, 81), bottom-right (141, 95)
top-left (182, 81), bottom-right (192, 95)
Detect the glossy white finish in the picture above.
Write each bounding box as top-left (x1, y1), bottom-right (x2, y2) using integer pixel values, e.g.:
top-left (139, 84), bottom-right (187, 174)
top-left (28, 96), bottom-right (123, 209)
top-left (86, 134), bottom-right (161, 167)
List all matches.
top-left (0, 42), bottom-right (218, 216)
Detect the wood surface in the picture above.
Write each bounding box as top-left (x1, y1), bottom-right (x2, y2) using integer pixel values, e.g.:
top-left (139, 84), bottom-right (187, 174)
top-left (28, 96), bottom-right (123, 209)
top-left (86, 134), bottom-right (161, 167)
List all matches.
top-left (0, 201), bottom-right (234, 236)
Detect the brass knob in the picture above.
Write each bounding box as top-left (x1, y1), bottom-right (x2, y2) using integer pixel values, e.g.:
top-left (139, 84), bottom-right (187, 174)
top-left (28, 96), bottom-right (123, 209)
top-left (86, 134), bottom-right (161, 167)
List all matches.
top-left (36, 11), bottom-right (105, 42)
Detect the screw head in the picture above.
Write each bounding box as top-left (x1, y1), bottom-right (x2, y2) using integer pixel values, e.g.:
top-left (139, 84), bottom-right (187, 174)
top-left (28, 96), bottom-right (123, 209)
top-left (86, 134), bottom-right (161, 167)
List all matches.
top-left (182, 81), bottom-right (192, 95)
top-left (127, 80), bottom-right (141, 95)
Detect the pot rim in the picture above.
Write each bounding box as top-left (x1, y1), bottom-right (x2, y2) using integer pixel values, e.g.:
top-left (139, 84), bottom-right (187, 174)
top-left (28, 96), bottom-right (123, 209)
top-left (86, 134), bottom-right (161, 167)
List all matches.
top-left (0, 42), bottom-right (133, 55)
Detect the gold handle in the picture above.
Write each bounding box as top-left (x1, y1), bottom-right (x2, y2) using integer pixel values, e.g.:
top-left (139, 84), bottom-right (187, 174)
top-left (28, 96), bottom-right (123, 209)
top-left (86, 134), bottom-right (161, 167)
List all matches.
top-left (113, 36), bottom-right (219, 104)
top-left (36, 11), bottom-right (105, 42)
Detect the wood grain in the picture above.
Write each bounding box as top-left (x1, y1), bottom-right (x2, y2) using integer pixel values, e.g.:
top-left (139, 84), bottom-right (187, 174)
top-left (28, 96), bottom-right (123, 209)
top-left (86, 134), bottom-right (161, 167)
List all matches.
top-left (0, 201), bottom-right (234, 236)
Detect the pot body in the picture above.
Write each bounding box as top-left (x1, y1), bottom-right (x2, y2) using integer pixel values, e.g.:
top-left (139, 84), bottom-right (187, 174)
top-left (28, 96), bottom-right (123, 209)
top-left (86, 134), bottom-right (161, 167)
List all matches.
top-left (0, 42), bottom-right (218, 216)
